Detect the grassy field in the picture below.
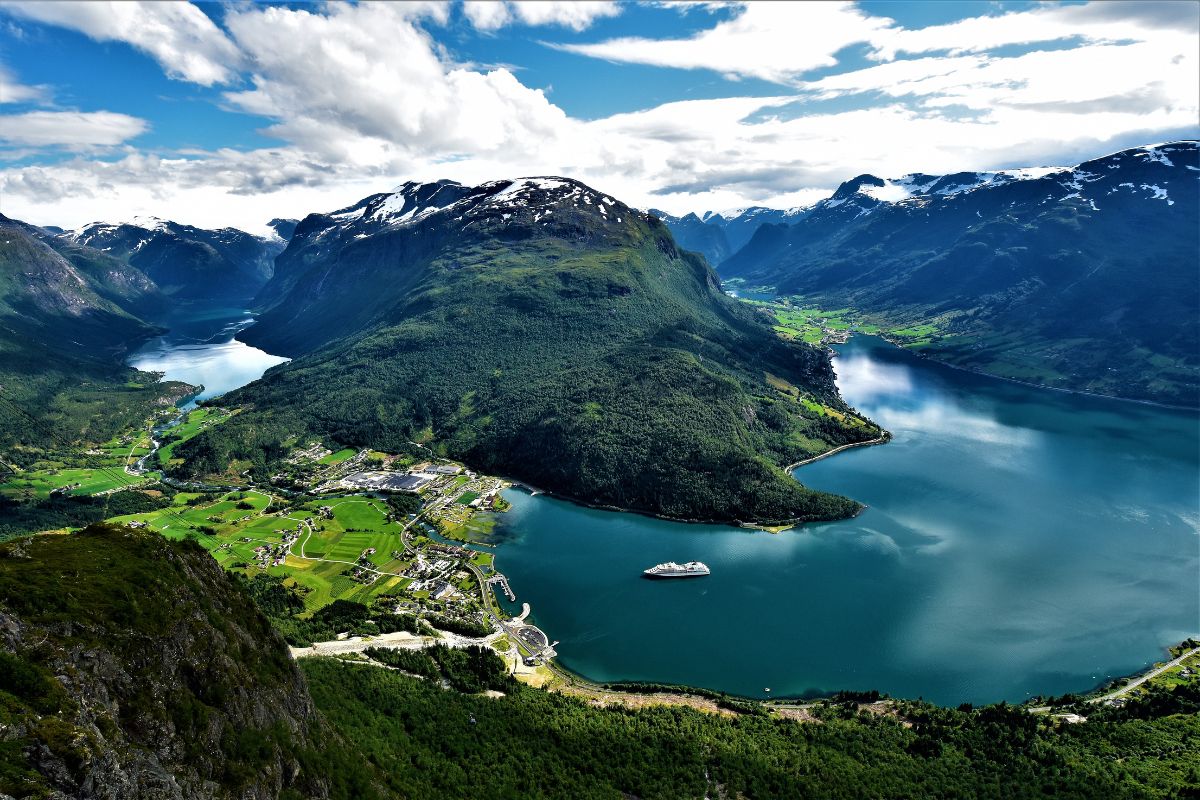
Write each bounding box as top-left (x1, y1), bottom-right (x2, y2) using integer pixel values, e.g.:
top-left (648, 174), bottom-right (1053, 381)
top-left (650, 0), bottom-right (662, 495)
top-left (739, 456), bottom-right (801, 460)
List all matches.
top-left (107, 489), bottom-right (416, 616)
top-left (318, 447), bottom-right (356, 465)
top-left (0, 466), bottom-right (150, 499)
top-left (1, 406), bottom-right (237, 502)
top-left (744, 298), bottom-right (883, 345)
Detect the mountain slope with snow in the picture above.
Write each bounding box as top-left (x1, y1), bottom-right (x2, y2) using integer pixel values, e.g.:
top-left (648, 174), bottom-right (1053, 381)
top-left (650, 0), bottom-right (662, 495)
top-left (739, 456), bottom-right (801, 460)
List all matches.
top-left (721, 142), bottom-right (1200, 406)
top-left (66, 216), bottom-right (283, 301)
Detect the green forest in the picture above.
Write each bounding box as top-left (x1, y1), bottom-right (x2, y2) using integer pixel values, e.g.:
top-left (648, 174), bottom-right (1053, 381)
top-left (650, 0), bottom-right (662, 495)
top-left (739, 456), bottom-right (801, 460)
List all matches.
top-left (175, 207), bottom-right (882, 525)
top-left (303, 657), bottom-right (1200, 799)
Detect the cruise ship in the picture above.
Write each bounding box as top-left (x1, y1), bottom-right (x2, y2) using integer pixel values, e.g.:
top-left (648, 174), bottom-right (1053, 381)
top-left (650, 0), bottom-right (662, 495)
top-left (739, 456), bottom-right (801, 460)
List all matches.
top-left (643, 561), bottom-right (710, 579)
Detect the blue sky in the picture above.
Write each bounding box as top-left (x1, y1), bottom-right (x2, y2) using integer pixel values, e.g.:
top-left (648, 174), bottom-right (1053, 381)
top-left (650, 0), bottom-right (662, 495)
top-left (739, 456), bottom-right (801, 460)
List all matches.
top-left (0, 1), bottom-right (1196, 232)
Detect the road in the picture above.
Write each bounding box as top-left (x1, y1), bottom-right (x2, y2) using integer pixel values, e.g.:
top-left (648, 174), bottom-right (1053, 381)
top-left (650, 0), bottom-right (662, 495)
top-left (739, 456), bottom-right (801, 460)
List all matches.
top-left (290, 628), bottom-right (502, 660)
top-left (1088, 646), bottom-right (1200, 704)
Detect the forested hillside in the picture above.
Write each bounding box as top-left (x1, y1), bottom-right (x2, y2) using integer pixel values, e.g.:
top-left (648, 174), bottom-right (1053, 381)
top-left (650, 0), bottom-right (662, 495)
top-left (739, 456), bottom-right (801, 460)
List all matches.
top-left (0, 215), bottom-right (191, 455)
top-left (179, 177), bottom-right (882, 525)
top-left (720, 142), bottom-right (1200, 406)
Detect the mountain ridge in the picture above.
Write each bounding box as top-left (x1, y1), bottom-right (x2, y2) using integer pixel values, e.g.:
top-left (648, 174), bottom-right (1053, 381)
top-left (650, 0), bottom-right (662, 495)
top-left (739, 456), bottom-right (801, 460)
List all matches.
top-left (719, 141), bottom-right (1200, 406)
top-left (65, 216), bottom-right (283, 302)
top-left (179, 175), bottom-right (883, 525)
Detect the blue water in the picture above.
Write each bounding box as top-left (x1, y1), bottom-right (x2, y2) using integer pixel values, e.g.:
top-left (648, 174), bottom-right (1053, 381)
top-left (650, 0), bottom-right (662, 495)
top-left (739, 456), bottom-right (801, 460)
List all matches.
top-left (491, 336), bottom-right (1200, 705)
top-left (129, 305), bottom-right (288, 408)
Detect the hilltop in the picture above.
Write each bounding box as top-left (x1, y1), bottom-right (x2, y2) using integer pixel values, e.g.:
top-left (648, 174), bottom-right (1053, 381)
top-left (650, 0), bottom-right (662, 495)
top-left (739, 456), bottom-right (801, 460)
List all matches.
top-left (0, 524), bottom-right (368, 799)
top-left (720, 142), bottom-right (1200, 406)
top-left (178, 177), bottom-right (883, 525)
top-left (65, 216), bottom-right (282, 302)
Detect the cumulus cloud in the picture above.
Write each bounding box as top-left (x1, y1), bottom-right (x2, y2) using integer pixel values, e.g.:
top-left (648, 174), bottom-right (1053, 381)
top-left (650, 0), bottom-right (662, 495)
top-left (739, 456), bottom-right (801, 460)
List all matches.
top-left (3, 0), bottom-right (241, 85)
top-left (221, 2), bottom-right (573, 165)
top-left (0, 0), bottom-right (1196, 230)
top-left (556, 3), bottom-right (892, 83)
top-left (464, 1), bottom-right (621, 32)
top-left (462, 1), bottom-right (512, 31)
top-left (0, 110), bottom-right (147, 148)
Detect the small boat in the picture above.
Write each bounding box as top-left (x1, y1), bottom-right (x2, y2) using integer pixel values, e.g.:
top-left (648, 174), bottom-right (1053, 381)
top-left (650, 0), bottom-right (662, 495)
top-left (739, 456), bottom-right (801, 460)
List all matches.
top-left (643, 561), bottom-right (710, 579)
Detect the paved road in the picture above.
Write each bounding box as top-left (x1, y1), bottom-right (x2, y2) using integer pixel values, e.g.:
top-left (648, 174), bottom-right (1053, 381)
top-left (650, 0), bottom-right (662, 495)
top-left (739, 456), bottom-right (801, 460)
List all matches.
top-left (290, 628), bottom-right (502, 660)
top-left (1088, 646), bottom-right (1200, 704)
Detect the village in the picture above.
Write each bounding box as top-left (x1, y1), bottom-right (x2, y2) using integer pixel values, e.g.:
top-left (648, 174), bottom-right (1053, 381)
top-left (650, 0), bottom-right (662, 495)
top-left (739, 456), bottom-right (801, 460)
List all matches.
top-left (102, 433), bottom-right (558, 673)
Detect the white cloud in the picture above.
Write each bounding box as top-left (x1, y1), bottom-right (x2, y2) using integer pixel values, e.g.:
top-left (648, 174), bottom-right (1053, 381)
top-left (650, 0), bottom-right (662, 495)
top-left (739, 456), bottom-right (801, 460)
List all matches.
top-left (803, 42), bottom-right (1198, 117)
top-left (0, 0), bottom-right (1196, 232)
top-left (3, 0), bottom-right (241, 85)
top-left (0, 110), bottom-right (147, 148)
top-left (510, 1), bottom-right (620, 31)
top-left (462, 1), bottom-right (512, 31)
top-left (0, 63), bottom-right (42, 103)
top-left (556, 3), bottom-right (892, 83)
top-left (870, 1), bottom-right (1200, 60)
top-left (464, 1), bottom-right (621, 32)
top-left (221, 2), bottom-right (572, 165)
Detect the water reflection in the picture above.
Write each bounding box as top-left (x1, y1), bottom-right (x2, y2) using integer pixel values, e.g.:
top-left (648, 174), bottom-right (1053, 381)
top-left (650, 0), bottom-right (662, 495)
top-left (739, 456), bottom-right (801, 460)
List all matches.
top-left (492, 336), bottom-right (1199, 704)
top-left (129, 307), bottom-right (288, 407)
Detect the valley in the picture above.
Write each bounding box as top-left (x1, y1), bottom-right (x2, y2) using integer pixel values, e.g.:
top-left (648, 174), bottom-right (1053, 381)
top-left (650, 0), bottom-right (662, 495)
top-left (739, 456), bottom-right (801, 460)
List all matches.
top-left (670, 142), bottom-right (1200, 407)
top-left (3, 5), bottom-right (1198, 796)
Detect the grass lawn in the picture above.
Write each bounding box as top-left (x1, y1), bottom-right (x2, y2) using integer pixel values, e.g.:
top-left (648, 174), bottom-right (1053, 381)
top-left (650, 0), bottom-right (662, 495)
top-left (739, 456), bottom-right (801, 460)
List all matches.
top-left (456, 491), bottom-right (481, 506)
top-left (318, 447), bottom-right (356, 465)
top-left (1, 466), bottom-right (150, 499)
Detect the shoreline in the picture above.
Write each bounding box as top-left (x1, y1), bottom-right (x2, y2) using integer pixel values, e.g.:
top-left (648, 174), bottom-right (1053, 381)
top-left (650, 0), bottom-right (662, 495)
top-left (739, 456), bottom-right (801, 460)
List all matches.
top-left (535, 637), bottom-right (1200, 713)
top-left (784, 435), bottom-right (890, 472)
top-left (877, 334), bottom-right (1198, 412)
top-left (499, 450), bottom-right (873, 532)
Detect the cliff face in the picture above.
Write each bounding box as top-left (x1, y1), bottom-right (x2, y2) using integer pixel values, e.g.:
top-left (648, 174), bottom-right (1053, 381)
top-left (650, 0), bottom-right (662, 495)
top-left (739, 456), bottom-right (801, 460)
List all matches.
top-left (0, 525), bottom-right (335, 800)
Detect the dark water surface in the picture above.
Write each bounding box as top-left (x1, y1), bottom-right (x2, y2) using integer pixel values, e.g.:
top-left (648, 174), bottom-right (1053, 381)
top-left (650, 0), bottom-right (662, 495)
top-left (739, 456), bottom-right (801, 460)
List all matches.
top-left (492, 336), bottom-right (1199, 705)
top-left (128, 305), bottom-right (288, 408)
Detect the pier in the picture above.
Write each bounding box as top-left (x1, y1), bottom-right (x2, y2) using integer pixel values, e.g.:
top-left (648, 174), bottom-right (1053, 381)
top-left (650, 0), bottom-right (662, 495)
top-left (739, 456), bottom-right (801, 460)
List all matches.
top-left (489, 573), bottom-right (516, 602)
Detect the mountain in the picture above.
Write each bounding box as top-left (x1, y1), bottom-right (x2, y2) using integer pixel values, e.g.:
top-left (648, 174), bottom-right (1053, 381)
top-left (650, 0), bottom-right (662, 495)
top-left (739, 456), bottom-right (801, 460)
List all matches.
top-left (180, 177), bottom-right (883, 525)
top-left (65, 216), bottom-right (283, 302)
top-left (721, 142), bottom-right (1200, 406)
top-left (647, 210), bottom-right (732, 266)
top-left (652, 206), bottom-right (810, 265)
top-left (268, 217), bottom-right (300, 242)
top-left (705, 207), bottom-right (812, 253)
top-left (0, 524), bottom-right (369, 799)
top-left (0, 215), bottom-right (193, 451)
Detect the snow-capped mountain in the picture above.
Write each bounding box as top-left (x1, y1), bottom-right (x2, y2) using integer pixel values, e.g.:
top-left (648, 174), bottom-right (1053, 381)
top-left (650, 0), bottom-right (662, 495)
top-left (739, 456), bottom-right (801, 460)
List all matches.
top-left (64, 216), bottom-right (283, 301)
top-left (785, 143), bottom-right (1190, 227)
top-left (646, 210), bottom-right (732, 267)
top-left (248, 176), bottom-right (657, 354)
top-left (723, 141), bottom-right (1200, 406)
top-left (650, 205), bottom-right (810, 266)
top-left (205, 174), bottom-right (875, 525)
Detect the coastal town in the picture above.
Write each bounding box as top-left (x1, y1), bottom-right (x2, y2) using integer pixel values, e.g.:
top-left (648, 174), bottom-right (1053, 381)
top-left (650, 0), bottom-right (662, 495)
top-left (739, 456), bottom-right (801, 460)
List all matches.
top-left (1, 405), bottom-right (558, 678)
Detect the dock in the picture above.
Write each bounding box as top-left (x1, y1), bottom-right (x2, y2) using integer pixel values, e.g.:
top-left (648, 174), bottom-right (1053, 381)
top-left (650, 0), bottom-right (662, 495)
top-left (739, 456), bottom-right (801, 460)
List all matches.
top-left (488, 573), bottom-right (516, 602)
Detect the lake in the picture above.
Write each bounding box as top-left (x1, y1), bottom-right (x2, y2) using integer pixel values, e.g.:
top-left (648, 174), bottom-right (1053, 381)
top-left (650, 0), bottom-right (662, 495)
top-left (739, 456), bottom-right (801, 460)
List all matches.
top-left (490, 335), bottom-right (1200, 705)
top-left (128, 305), bottom-right (289, 408)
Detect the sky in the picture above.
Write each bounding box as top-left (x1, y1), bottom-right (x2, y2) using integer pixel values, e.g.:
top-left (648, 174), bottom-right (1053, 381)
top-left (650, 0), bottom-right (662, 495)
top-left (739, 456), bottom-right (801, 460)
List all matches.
top-left (0, 0), bottom-right (1197, 235)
